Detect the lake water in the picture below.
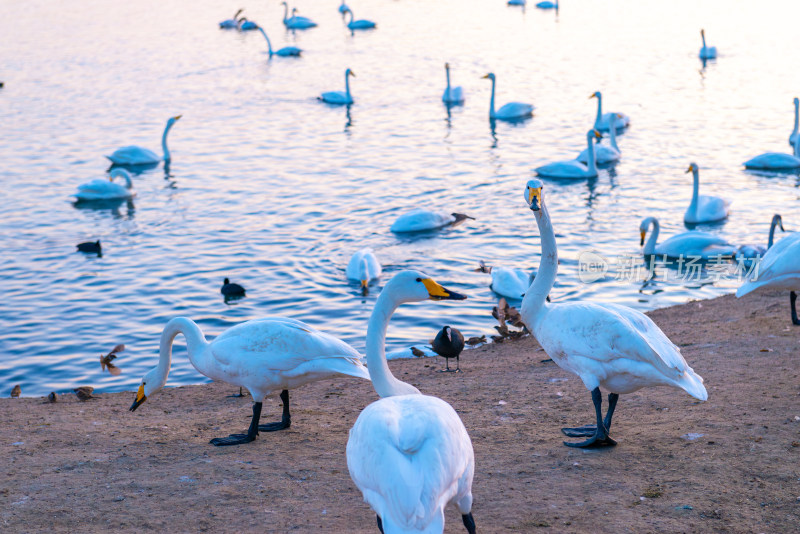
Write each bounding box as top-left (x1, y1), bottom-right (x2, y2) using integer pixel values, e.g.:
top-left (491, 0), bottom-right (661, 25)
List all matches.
top-left (2, 0), bottom-right (799, 396)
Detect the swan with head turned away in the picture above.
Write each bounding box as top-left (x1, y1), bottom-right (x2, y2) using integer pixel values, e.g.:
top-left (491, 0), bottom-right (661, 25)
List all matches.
top-left (129, 316), bottom-right (370, 446)
top-left (73, 169), bottom-right (135, 201)
top-left (698, 29), bottom-right (717, 60)
top-left (442, 63), bottom-right (464, 105)
top-left (590, 91), bottom-right (630, 132)
top-left (344, 8), bottom-right (376, 30)
top-left (578, 114), bottom-right (621, 165)
top-left (482, 73), bottom-right (533, 121)
top-left (319, 68), bottom-right (355, 105)
top-left (535, 129), bottom-right (602, 179)
top-left (684, 162), bottom-right (730, 224)
top-left (346, 271), bottom-right (476, 534)
top-left (640, 217), bottom-right (735, 260)
top-left (219, 8), bottom-right (244, 29)
top-left (346, 248), bottom-right (382, 293)
top-left (744, 135), bottom-right (800, 171)
top-left (390, 209), bottom-right (474, 233)
top-left (106, 115), bottom-right (181, 166)
top-left (735, 214), bottom-right (785, 267)
top-left (521, 180), bottom-right (708, 448)
top-left (282, 3), bottom-right (317, 29)
top-left (790, 97), bottom-right (799, 147)
top-left (257, 26), bottom-right (302, 57)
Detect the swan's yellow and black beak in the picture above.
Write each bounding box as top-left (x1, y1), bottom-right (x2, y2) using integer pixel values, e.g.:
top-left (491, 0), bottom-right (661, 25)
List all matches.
top-left (350, 71), bottom-right (356, 78)
top-left (422, 278), bottom-right (467, 301)
top-left (589, 92), bottom-right (598, 99)
top-left (527, 185), bottom-right (542, 211)
top-left (593, 129), bottom-right (602, 139)
top-left (173, 115), bottom-right (182, 121)
top-left (685, 163), bottom-right (694, 173)
top-left (129, 384), bottom-right (147, 412)
top-left (640, 230), bottom-right (646, 246)
top-left (481, 74), bottom-right (490, 79)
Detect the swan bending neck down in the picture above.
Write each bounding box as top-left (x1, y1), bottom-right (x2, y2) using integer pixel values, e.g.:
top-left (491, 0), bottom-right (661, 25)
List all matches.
top-left (130, 315), bottom-right (370, 446)
top-left (521, 180), bottom-right (707, 448)
top-left (347, 271), bottom-right (477, 533)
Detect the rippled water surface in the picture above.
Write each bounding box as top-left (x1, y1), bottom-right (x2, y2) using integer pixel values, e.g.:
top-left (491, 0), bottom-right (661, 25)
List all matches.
top-left (2, 0), bottom-right (800, 396)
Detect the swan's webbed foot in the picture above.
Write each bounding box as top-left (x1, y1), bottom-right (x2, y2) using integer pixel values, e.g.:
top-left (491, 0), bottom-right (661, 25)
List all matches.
top-left (226, 387), bottom-right (247, 398)
top-left (564, 430), bottom-right (617, 448)
top-left (210, 432), bottom-right (257, 446)
top-left (791, 291), bottom-right (799, 325)
top-left (561, 424), bottom-right (597, 438)
top-left (258, 390), bottom-right (291, 432)
top-left (563, 388), bottom-right (618, 448)
top-left (462, 512), bottom-right (477, 534)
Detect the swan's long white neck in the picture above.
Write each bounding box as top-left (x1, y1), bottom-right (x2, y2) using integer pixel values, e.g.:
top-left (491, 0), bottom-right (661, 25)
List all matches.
top-left (258, 28), bottom-right (274, 55)
top-left (489, 76), bottom-right (496, 117)
top-left (118, 173), bottom-right (133, 189)
top-left (521, 202), bottom-right (556, 327)
top-left (586, 132), bottom-right (598, 174)
top-left (608, 115), bottom-right (619, 151)
top-left (792, 100), bottom-right (798, 135)
top-left (768, 215), bottom-right (783, 248)
top-left (594, 93), bottom-right (603, 127)
top-left (794, 135), bottom-right (800, 158)
top-left (642, 217), bottom-right (660, 255)
top-left (445, 66), bottom-right (452, 92)
top-left (283, 3), bottom-right (289, 21)
top-left (688, 167), bottom-right (701, 219)
top-left (365, 287), bottom-right (420, 398)
top-left (153, 318), bottom-right (210, 389)
top-left (346, 9), bottom-right (354, 23)
top-left (345, 72), bottom-right (352, 99)
top-left (161, 121), bottom-right (174, 161)
top-left (701, 31), bottom-right (707, 48)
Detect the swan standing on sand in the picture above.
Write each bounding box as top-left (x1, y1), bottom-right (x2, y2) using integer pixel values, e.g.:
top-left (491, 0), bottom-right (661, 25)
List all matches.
top-left (390, 209), bottom-right (474, 233)
top-left (73, 169), bottom-right (135, 201)
top-left (219, 9), bottom-right (244, 29)
top-left (257, 26), bottom-right (302, 57)
top-left (482, 73), bottom-right (533, 121)
top-left (578, 114), bottom-right (621, 165)
top-left (130, 316), bottom-right (370, 446)
top-left (346, 248), bottom-right (382, 292)
top-left (282, 3), bottom-right (317, 29)
top-left (521, 180), bottom-right (708, 448)
top-left (640, 217), bottom-right (735, 260)
top-left (736, 214), bottom-right (785, 266)
top-left (344, 8), bottom-right (376, 30)
top-left (789, 98), bottom-right (799, 147)
top-left (744, 136), bottom-right (800, 171)
top-left (442, 63), bottom-right (464, 105)
top-left (590, 91), bottom-right (630, 132)
top-left (106, 115), bottom-right (181, 166)
top-left (535, 129), bottom-right (602, 179)
top-left (684, 162), bottom-right (730, 224)
top-left (346, 271), bottom-right (476, 534)
top-left (698, 29), bottom-right (717, 59)
top-left (319, 68), bottom-right (355, 105)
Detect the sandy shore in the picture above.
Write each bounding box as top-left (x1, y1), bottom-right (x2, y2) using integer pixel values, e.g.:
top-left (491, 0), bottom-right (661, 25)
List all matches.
top-left (1, 290), bottom-right (799, 533)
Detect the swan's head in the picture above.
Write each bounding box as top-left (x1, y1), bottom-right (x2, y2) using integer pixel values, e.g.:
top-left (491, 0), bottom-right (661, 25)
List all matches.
top-left (383, 270), bottom-right (467, 305)
top-left (700, 29), bottom-right (705, 37)
top-left (445, 62), bottom-right (450, 71)
top-left (481, 73), bottom-right (495, 81)
top-left (589, 91), bottom-right (601, 99)
top-left (166, 115), bottom-right (182, 129)
top-left (525, 179), bottom-right (544, 211)
top-left (130, 368), bottom-right (165, 412)
top-left (685, 162), bottom-right (699, 174)
top-left (346, 68), bottom-right (355, 78)
top-left (234, 8), bottom-right (244, 18)
top-left (639, 217), bottom-right (657, 245)
top-left (587, 129), bottom-right (602, 141)
top-left (794, 97), bottom-right (798, 107)
top-left (772, 213), bottom-right (785, 232)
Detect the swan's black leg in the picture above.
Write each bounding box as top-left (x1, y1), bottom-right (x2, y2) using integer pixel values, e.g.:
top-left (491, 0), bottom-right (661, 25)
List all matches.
top-left (462, 512), bottom-right (476, 534)
top-left (227, 386), bottom-right (246, 398)
top-left (604, 392), bottom-right (619, 431)
top-left (561, 392), bottom-right (619, 437)
top-left (563, 387), bottom-right (617, 448)
top-left (259, 390), bottom-right (291, 432)
top-left (376, 515), bottom-right (384, 533)
top-left (210, 401), bottom-right (261, 446)
top-left (456, 354), bottom-right (461, 372)
top-left (791, 291), bottom-right (800, 325)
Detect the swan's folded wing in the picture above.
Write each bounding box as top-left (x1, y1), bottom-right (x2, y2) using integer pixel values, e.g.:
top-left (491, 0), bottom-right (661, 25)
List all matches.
top-left (751, 235), bottom-right (800, 282)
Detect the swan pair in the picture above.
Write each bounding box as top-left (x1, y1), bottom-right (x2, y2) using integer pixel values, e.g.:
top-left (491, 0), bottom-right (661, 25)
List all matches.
top-left (390, 209), bottom-right (474, 233)
top-left (282, 2), bottom-right (317, 29)
top-left (73, 169), bottom-right (135, 201)
top-left (590, 91), bottom-right (630, 132)
top-left (698, 29), bottom-right (717, 60)
top-left (684, 163), bottom-right (730, 224)
top-left (346, 248), bottom-right (381, 292)
top-left (257, 27), bottom-right (302, 57)
top-left (640, 217), bottom-right (735, 260)
top-left (482, 73), bottom-right (534, 121)
top-left (535, 129), bottom-right (602, 179)
top-left (522, 179), bottom-right (708, 447)
top-left (319, 68), bottom-right (355, 105)
top-left (106, 115), bottom-right (181, 166)
top-left (577, 113), bottom-right (622, 165)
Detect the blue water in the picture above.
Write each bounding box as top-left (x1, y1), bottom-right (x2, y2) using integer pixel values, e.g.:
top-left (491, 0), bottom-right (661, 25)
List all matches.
top-left (2, 0), bottom-right (799, 396)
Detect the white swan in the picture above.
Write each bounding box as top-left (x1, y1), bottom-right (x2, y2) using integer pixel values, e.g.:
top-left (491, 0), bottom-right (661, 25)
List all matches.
top-left (219, 9), bottom-right (244, 29)
top-left (344, 8), bottom-right (376, 30)
top-left (684, 162), bottom-right (730, 224)
top-left (521, 180), bottom-right (708, 448)
top-left (508, 0), bottom-right (526, 6)
top-left (737, 231), bottom-right (800, 326)
top-left (535, 0), bottom-right (558, 8)
top-left (73, 169), bottom-right (135, 201)
top-left (339, 0), bottom-right (350, 14)
top-left (535, 129), bottom-right (602, 179)
top-left (477, 261), bottom-right (534, 299)
top-left (107, 115), bottom-right (181, 166)
top-left (442, 63), bottom-right (465, 105)
top-left (482, 73), bottom-right (533, 121)
top-left (790, 97), bottom-right (799, 148)
top-left (578, 113), bottom-right (621, 165)
top-left (390, 209), bottom-right (474, 233)
top-left (735, 214), bottom-right (785, 266)
top-left (590, 91), bottom-right (630, 132)
top-left (698, 29), bottom-right (717, 60)
top-left (744, 135), bottom-right (800, 171)
top-left (257, 27), bottom-right (302, 57)
top-left (346, 248), bottom-right (382, 290)
top-left (238, 17), bottom-right (257, 30)
top-left (346, 271), bottom-right (476, 534)
top-left (640, 216), bottom-right (735, 260)
top-left (282, 3), bottom-right (317, 29)
top-left (319, 68), bottom-right (355, 105)
top-left (130, 316), bottom-right (370, 446)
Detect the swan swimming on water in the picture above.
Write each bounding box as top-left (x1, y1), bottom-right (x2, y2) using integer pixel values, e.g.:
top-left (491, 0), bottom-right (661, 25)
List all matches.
top-left (521, 180), bottom-right (708, 448)
top-left (736, 214), bottom-right (785, 267)
top-left (238, 17), bottom-right (257, 30)
top-left (130, 316), bottom-right (370, 446)
top-left (390, 209), bottom-right (474, 233)
top-left (684, 162), bottom-right (730, 224)
top-left (640, 216), bottom-right (736, 260)
top-left (219, 9), bottom-right (244, 29)
top-left (346, 271), bottom-right (476, 533)
top-left (535, 0), bottom-right (558, 8)
top-left (578, 113), bottom-right (621, 165)
top-left (698, 29), bottom-right (717, 60)
top-left (282, 3), bottom-right (317, 29)
top-left (344, 8), bottom-right (376, 31)
top-left (482, 73), bottom-right (533, 121)
top-left (73, 169), bottom-right (135, 201)
top-left (319, 68), bottom-right (355, 105)
top-left (346, 248), bottom-right (382, 292)
top-left (590, 91), bottom-right (630, 132)
top-left (535, 129), bottom-right (602, 179)
top-left (744, 134), bottom-right (800, 171)
top-left (106, 115), bottom-right (181, 166)
top-left (338, 0), bottom-right (349, 14)
top-left (442, 63), bottom-right (465, 105)
top-left (257, 26), bottom-right (302, 57)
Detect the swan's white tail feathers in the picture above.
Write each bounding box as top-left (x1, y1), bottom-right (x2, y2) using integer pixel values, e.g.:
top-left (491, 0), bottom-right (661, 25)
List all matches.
top-left (381, 509), bottom-right (444, 534)
top-left (679, 368), bottom-right (708, 401)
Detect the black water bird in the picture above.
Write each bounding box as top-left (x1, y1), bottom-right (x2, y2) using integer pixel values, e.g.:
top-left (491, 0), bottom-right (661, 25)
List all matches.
top-left (432, 326), bottom-right (465, 372)
top-left (77, 240), bottom-right (102, 255)
top-left (221, 278), bottom-right (246, 300)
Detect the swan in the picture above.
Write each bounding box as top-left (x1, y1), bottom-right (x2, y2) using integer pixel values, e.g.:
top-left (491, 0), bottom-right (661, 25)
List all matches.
top-left (107, 115), bottom-right (181, 166)
top-left (535, 0), bottom-right (558, 8)
top-left (257, 27), bottom-right (302, 57)
top-left (508, 0), bottom-right (526, 6)
top-left (346, 271), bottom-right (476, 533)
top-left (130, 316), bottom-right (370, 446)
top-left (346, 248), bottom-right (382, 291)
top-left (390, 209), bottom-right (474, 233)
top-left (339, 0), bottom-right (349, 14)
top-left (790, 97), bottom-right (799, 148)
top-left (344, 8), bottom-right (376, 30)
top-left (735, 214), bottom-right (785, 266)
top-left (442, 63), bottom-right (464, 105)
top-left (73, 169), bottom-right (135, 201)
top-left (432, 325), bottom-right (465, 372)
top-left (282, 3), bottom-right (317, 29)
top-left (476, 261), bottom-right (534, 299)
top-left (640, 216), bottom-right (735, 260)
top-left (482, 73), bottom-right (533, 121)
top-left (684, 162), bottom-right (730, 224)
top-left (521, 180), bottom-right (708, 448)
top-left (319, 68), bottom-right (355, 105)
top-left (590, 91), bottom-right (630, 132)
top-left (238, 17), bottom-right (257, 30)
top-left (535, 129), bottom-right (602, 179)
top-left (578, 114), bottom-right (621, 165)
top-left (698, 29), bottom-right (717, 60)
top-left (737, 231), bottom-right (800, 325)
top-left (219, 8), bottom-right (244, 29)
top-left (744, 135), bottom-right (800, 171)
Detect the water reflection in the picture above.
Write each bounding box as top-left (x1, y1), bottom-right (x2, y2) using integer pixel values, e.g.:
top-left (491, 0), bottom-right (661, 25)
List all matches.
top-left (72, 198), bottom-right (136, 220)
